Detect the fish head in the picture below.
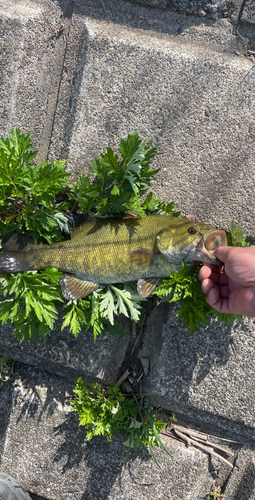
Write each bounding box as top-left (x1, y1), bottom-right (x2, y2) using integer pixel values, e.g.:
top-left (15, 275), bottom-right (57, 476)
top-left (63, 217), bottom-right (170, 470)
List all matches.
top-left (156, 220), bottom-right (227, 266)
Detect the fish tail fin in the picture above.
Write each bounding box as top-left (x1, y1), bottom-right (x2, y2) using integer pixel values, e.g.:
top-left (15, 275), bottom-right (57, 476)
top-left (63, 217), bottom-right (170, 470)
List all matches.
top-left (0, 234), bottom-right (39, 273)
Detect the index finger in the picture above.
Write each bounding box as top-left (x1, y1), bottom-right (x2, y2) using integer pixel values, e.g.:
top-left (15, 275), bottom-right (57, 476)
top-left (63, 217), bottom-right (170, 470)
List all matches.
top-left (199, 266), bottom-right (213, 281)
top-left (199, 263), bottom-right (221, 280)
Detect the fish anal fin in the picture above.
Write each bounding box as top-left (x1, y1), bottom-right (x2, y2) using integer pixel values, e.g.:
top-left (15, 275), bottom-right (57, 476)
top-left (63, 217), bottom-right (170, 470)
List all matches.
top-left (60, 275), bottom-right (100, 300)
top-left (137, 278), bottom-right (160, 298)
top-left (129, 247), bottom-right (157, 267)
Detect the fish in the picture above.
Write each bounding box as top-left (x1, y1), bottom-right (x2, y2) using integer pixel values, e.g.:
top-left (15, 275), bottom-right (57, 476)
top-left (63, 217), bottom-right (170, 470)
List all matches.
top-left (0, 214), bottom-right (227, 300)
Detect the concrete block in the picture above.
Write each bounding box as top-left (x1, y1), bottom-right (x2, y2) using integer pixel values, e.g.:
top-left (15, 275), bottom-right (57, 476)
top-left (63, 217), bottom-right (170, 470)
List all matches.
top-left (49, 0), bottom-right (255, 237)
top-left (139, 302), bottom-right (255, 440)
top-left (0, 365), bottom-right (225, 500)
top-left (0, 0), bottom-right (72, 158)
top-left (0, 319), bottom-right (130, 386)
top-left (124, 0), bottom-right (241, 20)
top-left (224, 446), bottom-right (255, 500)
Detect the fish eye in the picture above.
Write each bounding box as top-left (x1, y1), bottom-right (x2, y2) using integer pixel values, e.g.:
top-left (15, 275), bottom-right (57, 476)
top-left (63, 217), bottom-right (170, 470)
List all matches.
top-left (188, 228), bottom-right (197, 235)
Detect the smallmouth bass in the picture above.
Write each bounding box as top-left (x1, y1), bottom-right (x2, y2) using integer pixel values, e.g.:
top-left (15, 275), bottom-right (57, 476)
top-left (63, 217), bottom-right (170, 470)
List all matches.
top-left (0, 214), bottom-right (227, 299)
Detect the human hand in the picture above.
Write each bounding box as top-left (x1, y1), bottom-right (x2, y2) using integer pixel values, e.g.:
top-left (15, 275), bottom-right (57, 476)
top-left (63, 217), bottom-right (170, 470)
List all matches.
top-left (199, 246), bottom-right (255, 317)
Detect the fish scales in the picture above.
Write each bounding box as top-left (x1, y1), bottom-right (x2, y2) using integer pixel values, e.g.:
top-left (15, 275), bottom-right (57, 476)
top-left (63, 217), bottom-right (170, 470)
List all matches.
top-left (30, 215), bottom-right (179, 283)
top-left (0, 214), bottom-right (227, 299)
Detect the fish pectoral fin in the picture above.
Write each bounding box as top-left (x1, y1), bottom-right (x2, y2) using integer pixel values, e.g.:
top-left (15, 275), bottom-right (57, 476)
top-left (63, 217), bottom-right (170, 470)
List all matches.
top-left (130, 247), bottom-right (157, 267)
top-left (60, 275), bottom-right (100, 300)
top-left (137, 278), bottom-right (160, 298)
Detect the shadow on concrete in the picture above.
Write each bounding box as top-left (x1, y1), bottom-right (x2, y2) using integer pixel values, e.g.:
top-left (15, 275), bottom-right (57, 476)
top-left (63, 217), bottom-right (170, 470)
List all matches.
top-left (231, 461), bottom-right (255, 500)
top-left (49, 0), bottom-right (254, 166)
top-left (0, 377), bottom-right (14, 464)
top-left (53, 411), bottom-right (152, 500)
top-left (0, 366), bottom-right (152, 499)
top-left (50, 12), bottom-right (89, 163)
top-left (0, 363), bottom-right (253, 499)
top-left (143, 301), bottom-right (233, 393)
top-left (30, 494), bottom-right (49, 500)
top-left (14, 371), bottom-right (70, 425)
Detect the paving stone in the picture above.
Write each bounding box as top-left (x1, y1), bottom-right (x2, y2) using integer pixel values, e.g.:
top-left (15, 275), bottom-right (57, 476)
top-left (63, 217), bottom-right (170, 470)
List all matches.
top-left (0, 366), bottom-right (221, 500)
top-left (49, 0), bottom-right (255, 238)
top-left (0, 0), bottom-right (71, 157)
top-left (224, 446), bottom-right (255, 500)
top-left (1, 1), bottom-right (255, 498)
top-left (139, 302), bottom-right (255, 441)
top-left (0, 318), bottom-right (130, 385)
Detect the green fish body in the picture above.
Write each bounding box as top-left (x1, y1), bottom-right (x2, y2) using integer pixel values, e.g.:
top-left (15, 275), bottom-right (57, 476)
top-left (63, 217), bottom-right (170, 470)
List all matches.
top-left (0, 215), bottom-right (227, 299)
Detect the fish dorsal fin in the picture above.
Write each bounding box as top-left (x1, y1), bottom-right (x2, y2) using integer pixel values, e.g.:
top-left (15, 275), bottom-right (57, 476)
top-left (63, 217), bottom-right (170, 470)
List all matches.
top-left (130, 247), bottom-right (157, 267)
top-left (137, 278), bottom-right (160, 298)
top-left (69, 218), bottom-right (97, 239)
top-left (60, 275), bottom-right (100, 300)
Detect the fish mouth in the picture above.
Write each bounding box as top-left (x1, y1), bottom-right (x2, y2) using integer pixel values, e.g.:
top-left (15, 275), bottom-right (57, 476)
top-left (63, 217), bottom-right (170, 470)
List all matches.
top-left (194, 230), bottom-right (227, 265)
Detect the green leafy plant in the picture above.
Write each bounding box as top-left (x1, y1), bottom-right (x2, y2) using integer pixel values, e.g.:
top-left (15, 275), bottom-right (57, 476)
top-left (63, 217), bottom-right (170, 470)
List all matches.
top-left (0, 356), bottom-right (14, 382)
top-left (68, 133), bottom-right (160, 217)
top-left (227, 220), bottom-right (250, 247)
top-left (0, 268), bottom-right (63, 342)
top-left (0, 128), bottom-right (178, 341)
top-left (153, 259), bottom-right (243, 335)
top-left (210, 486), bottom-right (225, 500)
top-left (0, 128), bottom-right (70, 243)
top-left (71, 377), bottom-right (175, 468)
top-left (0, 128), bottom-right (249, 341)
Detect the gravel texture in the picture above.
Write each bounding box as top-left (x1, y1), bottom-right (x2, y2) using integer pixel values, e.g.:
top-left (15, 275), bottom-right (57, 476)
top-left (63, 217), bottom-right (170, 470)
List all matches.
top-left (124, 0), bottom-right (240, 20)
top-left (241, 0), bottom-right (255, 26)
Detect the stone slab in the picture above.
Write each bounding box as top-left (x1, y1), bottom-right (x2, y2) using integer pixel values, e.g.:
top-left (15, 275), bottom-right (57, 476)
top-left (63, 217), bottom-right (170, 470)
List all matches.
top-left (225, 445), bottom-right (255, 500)
top-left (224, 445), bottom-right (255, 500)
top-left (139, 302), bottom-right (255, 440)
top-left (49, 0), bottom-right (255, 238)
top-left (0, 365), bottom-right (222, 500)
top-left (0, 0), bottom-right (72, 159)
top-left (0, 318), bottom-right (130, 385)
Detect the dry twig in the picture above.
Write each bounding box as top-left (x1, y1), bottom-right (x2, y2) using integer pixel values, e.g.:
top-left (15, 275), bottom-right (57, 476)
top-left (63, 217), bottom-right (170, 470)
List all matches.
top-left (172, 425), bottom-right (235, 457)
top-left (131, 314), bottom-right (147, 356)
top-left (164, 425), bottom-right (236, 468)
top-left (116, 369), bottom-right (131, 387)
top-left (131, 320), bottom-right (137, 338)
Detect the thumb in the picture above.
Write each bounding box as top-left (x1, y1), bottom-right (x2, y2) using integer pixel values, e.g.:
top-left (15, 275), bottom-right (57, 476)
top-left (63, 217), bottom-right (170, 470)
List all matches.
top-left (213, 246), bottom-right (232, 263)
